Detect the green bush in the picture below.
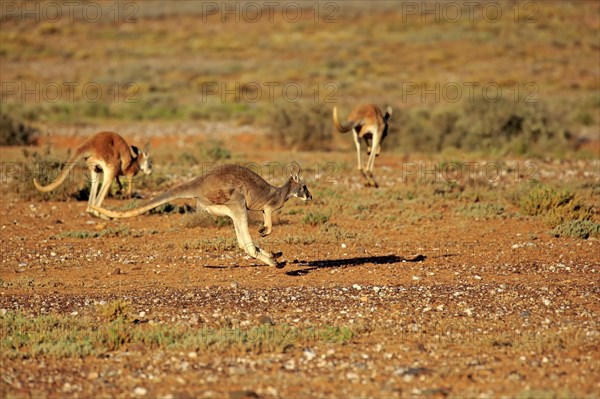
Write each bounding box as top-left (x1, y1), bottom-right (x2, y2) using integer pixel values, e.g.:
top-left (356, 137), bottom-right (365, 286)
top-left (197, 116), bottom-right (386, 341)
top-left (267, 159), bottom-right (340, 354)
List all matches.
top-left (518, 185), bottom-right (593, 227)
top-left (386, 97), bottom-right (573, 155)
top-left (268, 101), bottom-right (333, 151)
top-left (202, 140), bottom-right (232, 162)
top-left (15, 145), bottom-right (84, 201)
top-left (0, 113), bottom-right (39, 146)
top-left (456, 97), bottom-right (570, 153)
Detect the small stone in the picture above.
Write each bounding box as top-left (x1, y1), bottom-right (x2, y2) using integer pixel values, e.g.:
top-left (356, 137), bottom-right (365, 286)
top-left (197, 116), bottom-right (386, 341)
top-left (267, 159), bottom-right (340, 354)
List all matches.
top-left (303, 348), bottom-right (316, 361)
top-left (520, 310), bottom-right (531, 318)
top-left (87, 372), bottom-right (99, 380)
top-left (346, 372), bottom-right (359, 381)
top-left (257, 315), bottom-right (273, 325)
top-left (542, 298), bottom-right (551, 306)
top-left (110, 268), bottom-right (121, 275)
top-left (352, 284), bottom-right (362, 290)
top-left (134, 387), bottom-right (147, 396)
top-left (284, 359), bottom-right (295, 370)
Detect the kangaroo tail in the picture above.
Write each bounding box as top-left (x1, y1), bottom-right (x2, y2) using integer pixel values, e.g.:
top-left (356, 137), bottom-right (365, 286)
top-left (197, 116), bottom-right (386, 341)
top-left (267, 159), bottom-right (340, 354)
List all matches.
top-left (90, 181), bottom-right (197, 219)
top-left (33, 147), bottom-right (86, 193)
top-left (333, 107), bottom-right (358, 133)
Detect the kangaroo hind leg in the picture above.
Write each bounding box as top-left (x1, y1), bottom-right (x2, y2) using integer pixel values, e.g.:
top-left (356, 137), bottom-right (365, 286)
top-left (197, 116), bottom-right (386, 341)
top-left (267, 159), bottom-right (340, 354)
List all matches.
top-left (206, 203), bottom-right (279, 267)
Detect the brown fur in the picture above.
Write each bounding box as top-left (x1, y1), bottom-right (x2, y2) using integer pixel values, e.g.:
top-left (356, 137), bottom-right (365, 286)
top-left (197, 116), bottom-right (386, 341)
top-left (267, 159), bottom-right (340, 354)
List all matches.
top-left (33, 131), bottom-right (152, 215)
top-left (333, 104), bottom-right (392, 188)
top-left (91, 164), bottom-right (312, 267)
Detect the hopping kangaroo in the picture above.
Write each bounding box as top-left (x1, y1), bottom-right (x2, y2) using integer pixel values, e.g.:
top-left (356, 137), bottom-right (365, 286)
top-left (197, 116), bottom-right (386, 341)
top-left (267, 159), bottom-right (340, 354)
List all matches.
top-left (33, 131), bottom-right (152, 215)
top-left (91, 164), bottom-right (312, 268)
top-left (333, 104), bottom-right (392, 188)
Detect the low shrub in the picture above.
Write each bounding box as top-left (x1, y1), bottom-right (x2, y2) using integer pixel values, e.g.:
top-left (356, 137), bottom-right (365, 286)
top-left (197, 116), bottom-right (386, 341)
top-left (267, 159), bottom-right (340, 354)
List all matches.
top-left (268, 101), bottom-right (333, 151)
top-left (0, 113), bottom-right (39, 146)
top-left (14, 145), bottom-right (83, 201)
top-left (386, 97), bottom-right (574, 155)
top-left (201, 140), bottom-right (232, 162)
top-left (517, 185), bottom-right (593, 228)
top-left (550, 220), bottom-right (600, 239)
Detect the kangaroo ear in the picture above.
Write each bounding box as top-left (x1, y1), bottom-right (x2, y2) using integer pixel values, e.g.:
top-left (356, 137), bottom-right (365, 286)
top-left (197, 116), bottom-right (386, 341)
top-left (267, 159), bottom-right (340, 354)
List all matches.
top-left (143, 141), bottom-right (150, 154)
top-left (130, 145), bottom-right (139, 158)
top-left (385, 106), bottom-right (392, 119)
top-left (288, 162), bottom-right (301, 182)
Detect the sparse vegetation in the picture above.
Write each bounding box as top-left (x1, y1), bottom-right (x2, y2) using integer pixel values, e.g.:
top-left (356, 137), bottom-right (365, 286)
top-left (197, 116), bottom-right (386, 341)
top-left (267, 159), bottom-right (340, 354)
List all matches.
top-left (0, 310), bottom-right (355, 359)
top-left (281, 234), bottom-right (317, 246)
top-left (457, 203), bottom-right (506, 218)
top-left (181, 237), bottom-right (237, 252)
top-left (53, 226), bottom-right (143, 239)
top-left (183, 212), bottom-right (232, 228)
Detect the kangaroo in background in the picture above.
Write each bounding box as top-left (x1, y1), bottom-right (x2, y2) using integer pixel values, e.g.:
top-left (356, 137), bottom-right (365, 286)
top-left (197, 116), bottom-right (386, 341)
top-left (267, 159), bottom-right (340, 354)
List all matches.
top-left (91, 164), bottom-right (312, 268)
top-left (333, 104), bottom-right (392, 188)
top-left (33, 131), bottom-right (152, 216)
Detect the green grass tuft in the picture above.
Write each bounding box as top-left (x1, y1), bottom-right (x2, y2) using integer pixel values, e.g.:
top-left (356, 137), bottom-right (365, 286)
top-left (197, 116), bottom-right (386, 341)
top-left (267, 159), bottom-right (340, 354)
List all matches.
top-left (302, 212), bottom-right (330, 226)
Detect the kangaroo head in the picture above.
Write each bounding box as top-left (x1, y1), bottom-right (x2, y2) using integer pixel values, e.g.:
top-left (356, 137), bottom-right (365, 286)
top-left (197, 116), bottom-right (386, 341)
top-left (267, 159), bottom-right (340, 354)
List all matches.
top-left (289, 172), bottom-right (312, 201)
top-left (132, 144), bottom-right (153, 175)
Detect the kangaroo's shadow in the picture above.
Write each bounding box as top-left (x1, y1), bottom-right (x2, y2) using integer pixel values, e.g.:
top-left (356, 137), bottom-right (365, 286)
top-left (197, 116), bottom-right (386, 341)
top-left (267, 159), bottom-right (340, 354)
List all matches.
top-left (286, 254), bottom-right (426, 276)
